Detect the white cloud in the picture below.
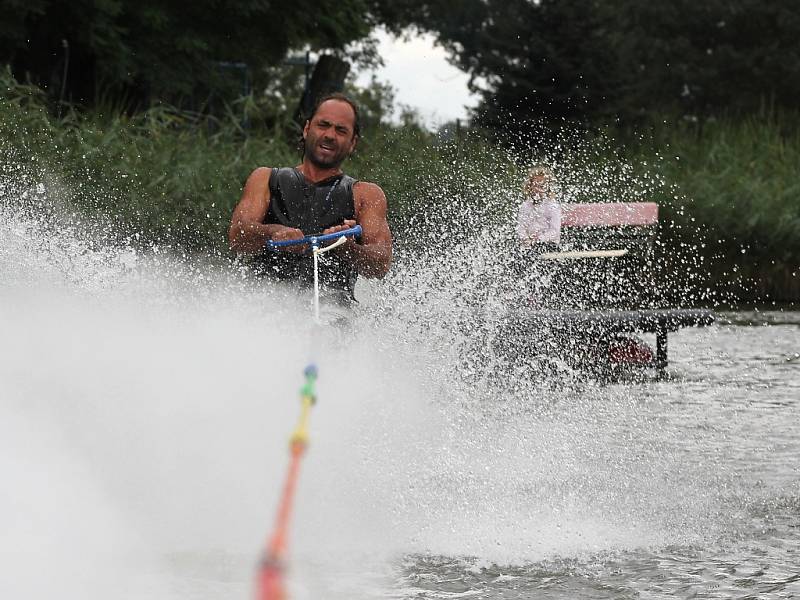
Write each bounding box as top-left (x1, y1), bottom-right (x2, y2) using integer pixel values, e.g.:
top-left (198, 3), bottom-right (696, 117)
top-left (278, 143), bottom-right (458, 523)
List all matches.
top-left (355, 28), bottom-right (479, 129)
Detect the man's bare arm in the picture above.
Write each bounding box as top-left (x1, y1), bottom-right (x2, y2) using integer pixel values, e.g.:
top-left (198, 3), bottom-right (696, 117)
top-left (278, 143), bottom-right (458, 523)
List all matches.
top-left (229, 167), bottom-right (304, 253)
top-left (324, 181), bottom-right (392, 278)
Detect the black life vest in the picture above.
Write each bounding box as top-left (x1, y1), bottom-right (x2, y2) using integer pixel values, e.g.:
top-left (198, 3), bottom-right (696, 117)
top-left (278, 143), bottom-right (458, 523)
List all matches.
top-left (254, 167), bottom-right (358, 299)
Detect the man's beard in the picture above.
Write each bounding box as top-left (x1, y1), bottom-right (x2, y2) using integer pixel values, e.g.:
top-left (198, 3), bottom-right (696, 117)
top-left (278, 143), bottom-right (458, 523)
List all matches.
top-left (304, 136), bottom-right (349, 169)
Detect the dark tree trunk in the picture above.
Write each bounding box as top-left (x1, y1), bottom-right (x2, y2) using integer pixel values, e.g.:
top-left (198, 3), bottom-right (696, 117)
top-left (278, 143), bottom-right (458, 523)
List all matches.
top-left (294, 54), bottom-right (350, 127)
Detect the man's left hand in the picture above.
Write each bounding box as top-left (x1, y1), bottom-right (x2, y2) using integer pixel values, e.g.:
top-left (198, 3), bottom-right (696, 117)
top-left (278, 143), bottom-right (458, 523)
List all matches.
top-left (321, 219), bottom-right (358, 246)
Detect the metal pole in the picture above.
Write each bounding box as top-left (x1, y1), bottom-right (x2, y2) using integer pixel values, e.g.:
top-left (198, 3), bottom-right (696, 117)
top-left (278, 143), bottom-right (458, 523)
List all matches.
top-left (656, 326), bottom-right (668, 371)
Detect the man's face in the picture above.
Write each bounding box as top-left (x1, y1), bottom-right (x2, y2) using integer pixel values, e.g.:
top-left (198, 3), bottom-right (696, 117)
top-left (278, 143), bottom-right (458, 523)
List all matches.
top-left (303, 100), bottom-right (358, 169)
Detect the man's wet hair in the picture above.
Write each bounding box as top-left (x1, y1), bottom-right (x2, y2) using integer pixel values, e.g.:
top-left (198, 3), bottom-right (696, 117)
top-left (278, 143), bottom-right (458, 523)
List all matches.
top-left (307, 92), bottom-right (361, 138)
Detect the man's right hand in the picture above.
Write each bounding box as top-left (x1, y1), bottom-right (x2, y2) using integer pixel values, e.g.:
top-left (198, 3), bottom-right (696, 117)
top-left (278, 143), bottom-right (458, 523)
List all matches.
top-left (269, 225), bottom-right (308, 254)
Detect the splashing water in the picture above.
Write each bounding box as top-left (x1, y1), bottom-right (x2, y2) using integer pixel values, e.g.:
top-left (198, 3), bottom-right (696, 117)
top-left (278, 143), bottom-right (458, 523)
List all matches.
top-left (2, 143), bottom-right (798, 600)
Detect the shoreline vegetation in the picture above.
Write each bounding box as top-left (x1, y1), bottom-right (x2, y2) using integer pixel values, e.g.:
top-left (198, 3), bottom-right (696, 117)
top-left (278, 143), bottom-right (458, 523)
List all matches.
top-left (1, 68), bottom-right (798, 306)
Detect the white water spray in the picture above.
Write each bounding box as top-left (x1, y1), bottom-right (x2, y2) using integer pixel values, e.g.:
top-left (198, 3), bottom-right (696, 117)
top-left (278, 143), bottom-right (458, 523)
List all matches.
top-left (1, 153), bottom-right (730, 600)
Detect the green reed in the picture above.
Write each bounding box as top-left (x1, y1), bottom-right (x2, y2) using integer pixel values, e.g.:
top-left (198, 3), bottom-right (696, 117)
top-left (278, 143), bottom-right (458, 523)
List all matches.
top-left (2, 66), bottom-right (798, 301)
top-left (621, 114), bottom-right (800, 303)
top-left (1, 67), bottom-right (503, 253)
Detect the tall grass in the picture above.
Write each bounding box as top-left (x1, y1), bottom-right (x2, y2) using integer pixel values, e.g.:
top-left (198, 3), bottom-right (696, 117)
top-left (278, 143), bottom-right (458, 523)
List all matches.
top-left (2, 66), bottom-right (798, 301)
top-left (621, 115), bottom-right (800, 303)
top-left (1, 67), bottom-right (514, 254)
top-left (1, 66), bottom-right (297, 251)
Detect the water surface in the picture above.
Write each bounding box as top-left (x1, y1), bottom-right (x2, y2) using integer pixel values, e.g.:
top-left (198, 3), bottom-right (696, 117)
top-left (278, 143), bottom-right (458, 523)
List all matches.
top-left (1, 202), bottom-right (798, 600)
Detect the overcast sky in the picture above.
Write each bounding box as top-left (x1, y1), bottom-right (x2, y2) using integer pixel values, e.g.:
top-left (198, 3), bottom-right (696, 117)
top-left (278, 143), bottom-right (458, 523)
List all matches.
top-left (354, 29), bottom-right (479, 129)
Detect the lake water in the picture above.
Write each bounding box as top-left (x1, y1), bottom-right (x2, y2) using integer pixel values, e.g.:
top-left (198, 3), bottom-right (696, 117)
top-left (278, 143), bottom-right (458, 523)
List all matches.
top-left (393, 312), bottom-right (800, 599)
top-left (1, 202), bottom-right (798, 600)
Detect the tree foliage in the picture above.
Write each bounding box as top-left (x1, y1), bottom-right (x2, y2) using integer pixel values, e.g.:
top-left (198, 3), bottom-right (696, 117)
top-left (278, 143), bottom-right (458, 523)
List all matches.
top-left (608, 1), bottom-right (800, 119)
top-left (0, 0), bottom-right (379, 106)
top-left (379, 0), bottom-right (800, 129)
top-left (3, 0), bottom-right (799, 130)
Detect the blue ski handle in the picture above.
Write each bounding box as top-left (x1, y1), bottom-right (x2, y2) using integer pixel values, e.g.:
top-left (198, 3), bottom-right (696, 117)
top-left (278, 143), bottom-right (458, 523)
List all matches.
top-left (266, 225), bottom-right (362, 250)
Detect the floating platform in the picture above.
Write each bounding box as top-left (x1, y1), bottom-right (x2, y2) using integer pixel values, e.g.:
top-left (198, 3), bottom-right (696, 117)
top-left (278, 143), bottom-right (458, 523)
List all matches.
top-left (506, 200), bottom-right (716, 375)
top-left (507, 308), bottom-right (715, 370)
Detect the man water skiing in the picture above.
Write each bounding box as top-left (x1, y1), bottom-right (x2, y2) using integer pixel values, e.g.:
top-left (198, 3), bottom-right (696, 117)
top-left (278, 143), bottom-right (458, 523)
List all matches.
top-left (229, 93), bottom-right (393, 301)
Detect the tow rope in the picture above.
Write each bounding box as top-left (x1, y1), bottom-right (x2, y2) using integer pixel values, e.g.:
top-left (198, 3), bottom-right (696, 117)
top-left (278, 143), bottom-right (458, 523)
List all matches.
top-left (257, 225), bottom-right (361, 598)
top-left (267, 225), bottom-right (362, 323)
top-left (258, 364), bottom-right (318, 600)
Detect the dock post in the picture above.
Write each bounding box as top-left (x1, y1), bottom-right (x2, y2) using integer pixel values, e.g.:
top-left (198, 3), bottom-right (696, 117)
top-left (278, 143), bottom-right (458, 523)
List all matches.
top-left (656, 325), bottom-right (668, 372)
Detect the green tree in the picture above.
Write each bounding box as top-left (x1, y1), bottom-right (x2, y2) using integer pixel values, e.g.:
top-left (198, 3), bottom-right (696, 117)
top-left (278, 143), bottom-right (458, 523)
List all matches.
top-left (0, 0), bottom-right (380, 106)
top-left (609, 0), bottom-right (800, 119)
top-left (377, 0), bottom-right (800, 129)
